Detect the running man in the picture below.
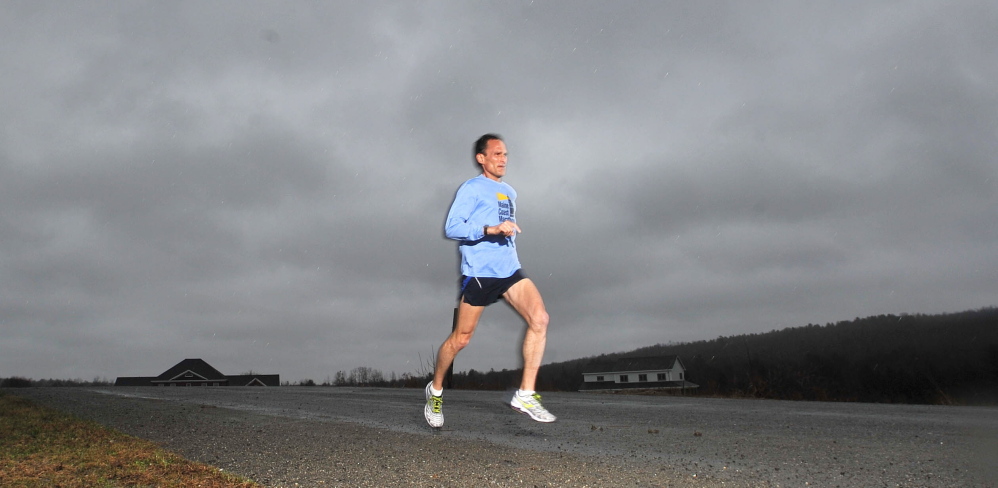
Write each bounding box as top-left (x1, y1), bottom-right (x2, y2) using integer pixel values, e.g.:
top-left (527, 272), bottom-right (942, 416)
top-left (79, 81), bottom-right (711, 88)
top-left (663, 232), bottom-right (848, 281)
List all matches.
top-left (424, 133), bottom-right (556, 427)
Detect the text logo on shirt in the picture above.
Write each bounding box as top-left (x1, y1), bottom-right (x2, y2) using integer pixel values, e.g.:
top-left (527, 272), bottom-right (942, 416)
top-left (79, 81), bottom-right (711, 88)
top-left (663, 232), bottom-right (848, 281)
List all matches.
top-left (497, 193), bottom-right (514, 222)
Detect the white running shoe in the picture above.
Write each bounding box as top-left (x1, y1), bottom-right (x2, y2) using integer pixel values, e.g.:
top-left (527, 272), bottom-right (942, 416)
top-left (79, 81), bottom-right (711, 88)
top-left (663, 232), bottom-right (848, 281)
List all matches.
top-left (510, 391), bottom-right (557, 423)
top-left (424, 382), bottom-right (444, 428)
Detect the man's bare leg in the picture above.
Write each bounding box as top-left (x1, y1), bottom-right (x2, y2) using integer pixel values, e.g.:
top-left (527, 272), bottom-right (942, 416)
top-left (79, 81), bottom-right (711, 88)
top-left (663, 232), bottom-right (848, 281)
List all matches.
top-left (432, 300), bottom-right (485, 391)
top-left (503, 278), bottom-right (550, 392)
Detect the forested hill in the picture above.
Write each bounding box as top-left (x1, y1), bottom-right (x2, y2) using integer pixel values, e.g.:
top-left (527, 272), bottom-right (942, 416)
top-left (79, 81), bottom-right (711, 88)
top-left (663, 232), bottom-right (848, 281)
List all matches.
top-left (529, 307), bottom-right (997, 405)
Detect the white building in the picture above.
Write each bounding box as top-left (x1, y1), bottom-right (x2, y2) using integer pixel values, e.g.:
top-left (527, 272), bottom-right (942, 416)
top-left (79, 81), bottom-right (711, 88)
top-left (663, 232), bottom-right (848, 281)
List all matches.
top-left (581, 355), bottom-right (697, 391)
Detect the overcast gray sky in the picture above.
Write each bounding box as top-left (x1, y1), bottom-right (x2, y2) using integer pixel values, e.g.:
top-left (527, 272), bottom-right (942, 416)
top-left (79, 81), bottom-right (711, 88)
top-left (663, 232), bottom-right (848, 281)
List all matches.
top-left (2, 1), bottom-right (995, 383)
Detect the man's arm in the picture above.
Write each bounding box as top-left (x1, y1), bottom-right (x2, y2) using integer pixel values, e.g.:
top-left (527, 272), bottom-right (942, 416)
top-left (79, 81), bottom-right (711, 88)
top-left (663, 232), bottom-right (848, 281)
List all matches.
top-left (445, 185), bottom-right (486, 242)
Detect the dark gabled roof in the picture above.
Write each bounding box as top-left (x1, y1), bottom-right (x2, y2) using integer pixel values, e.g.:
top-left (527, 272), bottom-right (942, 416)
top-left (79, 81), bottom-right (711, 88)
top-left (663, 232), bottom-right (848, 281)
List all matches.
top-left (116, 358), bottom-right (279, 386)
top-left (582, 355), bottom-right (683, 374)
top-left (155, 358), bottom-right (227, 381)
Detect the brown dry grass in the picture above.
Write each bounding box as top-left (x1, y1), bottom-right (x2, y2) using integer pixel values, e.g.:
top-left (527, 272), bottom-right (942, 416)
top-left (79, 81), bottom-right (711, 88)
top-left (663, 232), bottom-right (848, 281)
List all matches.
top-left (0, 392), bottom-right (260, 487)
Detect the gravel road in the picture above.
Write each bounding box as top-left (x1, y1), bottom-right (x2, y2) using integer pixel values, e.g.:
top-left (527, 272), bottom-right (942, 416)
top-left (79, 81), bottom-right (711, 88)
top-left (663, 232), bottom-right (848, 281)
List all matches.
top-left (11, 387), bottom-right (997, 487)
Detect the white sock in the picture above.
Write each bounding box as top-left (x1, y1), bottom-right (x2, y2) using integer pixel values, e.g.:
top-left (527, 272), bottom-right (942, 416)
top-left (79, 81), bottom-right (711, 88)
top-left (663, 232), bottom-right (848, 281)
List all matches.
top-left (430, 385), bottom-right (443, 397)
top-left (517, 389), bottom-right (535, 398)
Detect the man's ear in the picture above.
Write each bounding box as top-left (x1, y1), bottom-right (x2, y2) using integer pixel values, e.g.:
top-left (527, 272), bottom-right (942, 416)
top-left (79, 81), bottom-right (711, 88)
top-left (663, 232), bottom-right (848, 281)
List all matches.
top-left (475, 153), bottom-right (485, 165)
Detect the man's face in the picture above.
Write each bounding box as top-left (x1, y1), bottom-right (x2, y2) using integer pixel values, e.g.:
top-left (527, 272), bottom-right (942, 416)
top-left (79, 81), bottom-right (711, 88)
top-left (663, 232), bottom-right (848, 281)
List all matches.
top-left (477, 139), bottom-right (507, 181)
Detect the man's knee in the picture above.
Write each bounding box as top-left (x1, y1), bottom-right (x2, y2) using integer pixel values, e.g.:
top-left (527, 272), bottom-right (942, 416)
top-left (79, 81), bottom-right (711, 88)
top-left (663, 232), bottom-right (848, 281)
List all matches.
top-left (528, 309), bottom-right (549, 333)
top-left (448, 331), bottom-right (474, 350)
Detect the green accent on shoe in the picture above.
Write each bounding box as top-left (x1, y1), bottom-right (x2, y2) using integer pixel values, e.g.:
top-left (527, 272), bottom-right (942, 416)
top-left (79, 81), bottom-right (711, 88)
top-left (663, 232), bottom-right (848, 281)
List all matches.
top-left (510, 392), bottom-right (557, 423)
top-left (424, 382), bottom-right (444, 427)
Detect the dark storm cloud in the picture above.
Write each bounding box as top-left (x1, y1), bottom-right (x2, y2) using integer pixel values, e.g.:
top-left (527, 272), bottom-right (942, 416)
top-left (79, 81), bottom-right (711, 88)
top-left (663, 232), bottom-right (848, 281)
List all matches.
top-left (1, 1), bottom-right (995, 381)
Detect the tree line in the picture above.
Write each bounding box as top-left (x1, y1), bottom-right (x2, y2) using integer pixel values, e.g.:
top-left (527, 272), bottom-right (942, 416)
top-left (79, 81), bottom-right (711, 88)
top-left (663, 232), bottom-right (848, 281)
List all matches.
top-left (546, 307), bottom-right (997, 404)
top-left (0, 377), bottom-right (113, 388)
top-left (291, 366), bottom-right (429, 388)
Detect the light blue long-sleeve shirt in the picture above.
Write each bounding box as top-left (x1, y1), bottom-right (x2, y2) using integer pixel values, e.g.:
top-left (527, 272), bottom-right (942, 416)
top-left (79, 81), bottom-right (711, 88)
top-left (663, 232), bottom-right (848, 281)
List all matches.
top-left (445, 174), bottom-right (520, 278)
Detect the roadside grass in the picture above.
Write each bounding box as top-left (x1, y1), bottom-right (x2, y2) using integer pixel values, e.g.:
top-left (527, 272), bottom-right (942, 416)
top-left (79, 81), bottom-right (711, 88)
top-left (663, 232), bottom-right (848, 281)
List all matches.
top-left (0, 392), bottom-right (259, 487)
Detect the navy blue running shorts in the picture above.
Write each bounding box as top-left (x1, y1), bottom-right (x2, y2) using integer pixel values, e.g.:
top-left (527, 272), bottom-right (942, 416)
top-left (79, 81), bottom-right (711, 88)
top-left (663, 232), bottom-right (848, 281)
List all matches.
top-left (460, 270), bottom-right (527, 307)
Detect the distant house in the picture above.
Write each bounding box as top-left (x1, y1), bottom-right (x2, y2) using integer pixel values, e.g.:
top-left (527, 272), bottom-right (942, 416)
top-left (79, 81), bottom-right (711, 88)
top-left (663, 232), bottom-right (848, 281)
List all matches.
top-left (114, 358), bottom-right (279, 387)
top-left (581, 355), bottom-right (698, 392)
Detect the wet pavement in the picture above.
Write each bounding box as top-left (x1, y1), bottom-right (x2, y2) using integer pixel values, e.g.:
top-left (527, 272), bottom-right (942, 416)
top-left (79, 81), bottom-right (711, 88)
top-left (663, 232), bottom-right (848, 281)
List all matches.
top-left (92, 386), bottom-right (998, 487)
